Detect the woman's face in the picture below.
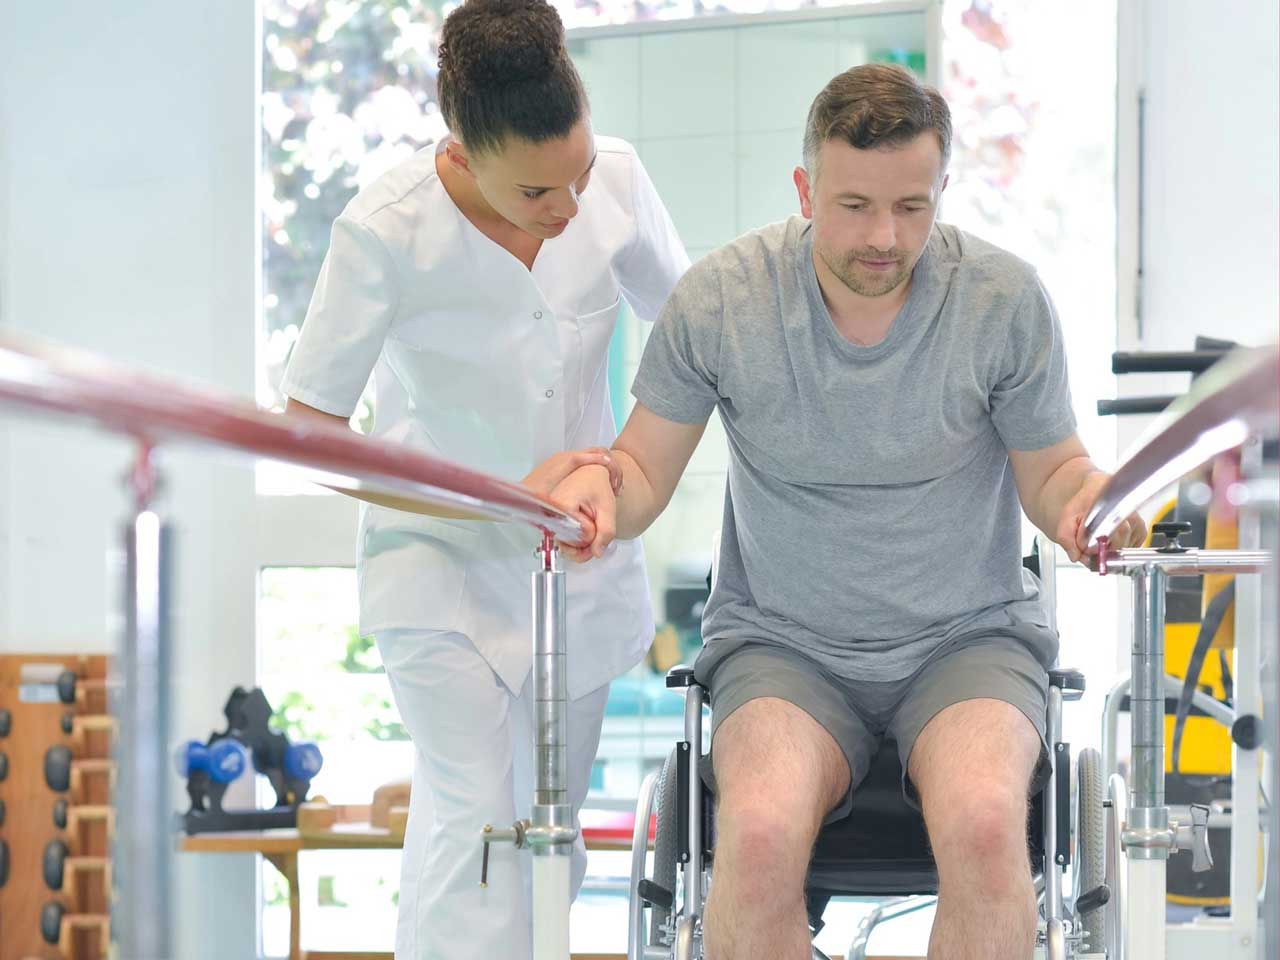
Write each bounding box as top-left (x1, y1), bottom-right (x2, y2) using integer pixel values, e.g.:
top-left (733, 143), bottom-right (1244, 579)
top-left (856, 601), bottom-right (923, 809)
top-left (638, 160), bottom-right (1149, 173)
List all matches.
top-left (462, 119), bottom-right (597, 240)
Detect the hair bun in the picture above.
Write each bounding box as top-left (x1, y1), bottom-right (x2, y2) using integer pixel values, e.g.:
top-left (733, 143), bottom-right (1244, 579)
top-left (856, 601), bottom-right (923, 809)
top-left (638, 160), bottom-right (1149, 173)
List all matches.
top-left (439, 0), bottom-right (565, 92)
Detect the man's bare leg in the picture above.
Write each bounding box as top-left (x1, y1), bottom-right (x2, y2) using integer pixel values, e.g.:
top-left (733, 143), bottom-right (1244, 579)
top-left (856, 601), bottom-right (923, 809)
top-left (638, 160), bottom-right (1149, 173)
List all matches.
top-left (702, 698), bottom-right (850, 960)
top-left (910, 698), bottom-right (1042, 960)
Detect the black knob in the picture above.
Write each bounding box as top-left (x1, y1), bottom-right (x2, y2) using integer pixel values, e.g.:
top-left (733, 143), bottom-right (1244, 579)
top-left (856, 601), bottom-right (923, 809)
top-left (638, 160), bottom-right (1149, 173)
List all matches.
top-left (1153, 520), bottom-right (1193, 552)
top-left (53, 798), bottom-right (68, 830)
top-left (56, 670), bottom-right (77, 704)
top-left (41, 900), bottom-right (65, 944)
top-left (43, 839), bottom-right (69, 891)
top-left (0, 707), bottom-right (11, 737)
top-left (45, 745), bottom-right (72, 793)
top-left (1232, 715), bottom-right (1260, 750)
top-left (61, 712), bottom-right (74, 735)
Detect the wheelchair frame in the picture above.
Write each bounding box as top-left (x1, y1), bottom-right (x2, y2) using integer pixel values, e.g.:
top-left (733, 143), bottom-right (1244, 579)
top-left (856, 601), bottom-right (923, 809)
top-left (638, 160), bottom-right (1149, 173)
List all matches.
top-left (627, 537), bottom-right (1116, 960)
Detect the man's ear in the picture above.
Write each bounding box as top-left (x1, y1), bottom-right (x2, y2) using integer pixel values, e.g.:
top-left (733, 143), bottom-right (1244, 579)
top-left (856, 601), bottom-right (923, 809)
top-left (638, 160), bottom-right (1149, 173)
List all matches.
top-left (794, 165), bottom-right (815, 219)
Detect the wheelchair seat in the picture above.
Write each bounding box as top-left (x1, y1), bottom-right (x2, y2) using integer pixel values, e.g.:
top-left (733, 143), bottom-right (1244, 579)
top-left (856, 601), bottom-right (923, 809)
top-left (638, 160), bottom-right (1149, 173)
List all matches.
top-left (805, 738), bottom-right (1048, 907)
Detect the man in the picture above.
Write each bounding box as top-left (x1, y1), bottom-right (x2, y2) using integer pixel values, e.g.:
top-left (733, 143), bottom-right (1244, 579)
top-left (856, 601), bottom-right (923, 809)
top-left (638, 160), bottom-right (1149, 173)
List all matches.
top-left (549, 64), bottom-right (1145, 959)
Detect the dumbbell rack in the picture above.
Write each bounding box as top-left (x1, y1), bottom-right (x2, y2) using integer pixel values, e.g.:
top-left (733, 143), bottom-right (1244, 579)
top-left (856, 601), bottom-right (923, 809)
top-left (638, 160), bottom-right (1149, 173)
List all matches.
top-left (0, 655), bottom-right (114, 960)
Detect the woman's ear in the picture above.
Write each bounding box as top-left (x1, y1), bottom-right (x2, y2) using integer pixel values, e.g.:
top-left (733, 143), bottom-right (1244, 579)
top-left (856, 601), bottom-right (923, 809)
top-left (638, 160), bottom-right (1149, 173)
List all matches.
top-left (445, 141), bottom-right (475, 180)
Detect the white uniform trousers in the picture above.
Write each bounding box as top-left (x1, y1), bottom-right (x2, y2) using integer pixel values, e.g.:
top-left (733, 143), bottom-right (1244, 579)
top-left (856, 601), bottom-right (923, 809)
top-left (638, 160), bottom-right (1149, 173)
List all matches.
top-left (376, 629), bottom-right (611, 960)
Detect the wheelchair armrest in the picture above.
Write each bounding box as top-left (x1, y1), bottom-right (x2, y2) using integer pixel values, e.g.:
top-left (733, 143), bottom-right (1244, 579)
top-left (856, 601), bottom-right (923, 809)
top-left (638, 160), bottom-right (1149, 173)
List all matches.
top-left (666, 666), bottom-right (697, 688)
top-left (1049, 667), bottom-right (1085, 701)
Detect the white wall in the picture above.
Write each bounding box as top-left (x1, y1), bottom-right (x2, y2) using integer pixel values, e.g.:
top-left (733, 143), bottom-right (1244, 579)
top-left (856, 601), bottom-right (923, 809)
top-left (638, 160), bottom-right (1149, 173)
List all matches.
top-left (0, 3), bottom-right (260, 958)
top-left (1117, 0), bottom-right (1280, 450)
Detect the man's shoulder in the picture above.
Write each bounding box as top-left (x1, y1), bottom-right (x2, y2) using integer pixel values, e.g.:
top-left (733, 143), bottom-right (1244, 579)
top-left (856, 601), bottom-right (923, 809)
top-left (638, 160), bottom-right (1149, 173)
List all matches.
top-left (679, 217), bottom-right (805, 294)
top-left (932, 222), bottom-right (1039, 295)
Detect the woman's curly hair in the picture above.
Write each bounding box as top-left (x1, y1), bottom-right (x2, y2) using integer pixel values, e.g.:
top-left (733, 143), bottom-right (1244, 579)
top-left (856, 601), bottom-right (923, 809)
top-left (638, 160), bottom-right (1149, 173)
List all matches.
top-left (437, 0), bottom-right (587, 155)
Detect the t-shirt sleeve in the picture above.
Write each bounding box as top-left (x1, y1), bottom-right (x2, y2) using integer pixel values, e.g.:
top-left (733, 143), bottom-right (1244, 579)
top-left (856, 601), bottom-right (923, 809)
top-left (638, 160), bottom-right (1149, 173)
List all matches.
top-left (629, 266), bottom-right (722, 425)
top-left (615, 147), bottom-right (691, 323)
top-left (990, 273), bottom-right (1077, 451)
top-left (280, 214), bottom-right (398, 417)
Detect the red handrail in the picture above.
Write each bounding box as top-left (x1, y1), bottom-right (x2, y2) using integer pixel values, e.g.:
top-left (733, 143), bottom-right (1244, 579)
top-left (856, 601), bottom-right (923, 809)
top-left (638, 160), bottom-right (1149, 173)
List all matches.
top-left (0, 333), bottom-right (585, 542)
top-left (1084, 343), bottom-right (1279, 542)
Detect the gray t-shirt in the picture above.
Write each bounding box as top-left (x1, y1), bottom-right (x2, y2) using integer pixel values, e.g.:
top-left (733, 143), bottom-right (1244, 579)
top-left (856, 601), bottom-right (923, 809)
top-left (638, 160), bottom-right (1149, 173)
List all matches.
top-left (632, 216), bottom-right (1076, 681)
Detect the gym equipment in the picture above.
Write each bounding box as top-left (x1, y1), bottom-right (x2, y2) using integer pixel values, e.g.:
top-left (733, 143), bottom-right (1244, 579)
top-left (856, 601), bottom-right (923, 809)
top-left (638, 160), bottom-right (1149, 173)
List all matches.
top-left (41, 900), bottom-right (65, 944)
top-left (1086, 344), bottom-right (1277, 960)
top-left (0, 332), bottom-right (585, 959)
top-left (1101, 338), bottom-right (1249, 909)
top-left (45, 745), bottom-right (72, 793)
top-left (44, 838), bottom-right (69, 891)
top-left (177, 687), bottom-right (325, 834)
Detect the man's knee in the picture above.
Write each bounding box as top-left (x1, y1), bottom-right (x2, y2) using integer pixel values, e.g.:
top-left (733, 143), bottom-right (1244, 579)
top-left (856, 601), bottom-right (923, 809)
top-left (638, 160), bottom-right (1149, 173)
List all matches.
top-left (925, 780), bottom-right (1030, 867)
top-left (711, 698), bottom-right (848, 883)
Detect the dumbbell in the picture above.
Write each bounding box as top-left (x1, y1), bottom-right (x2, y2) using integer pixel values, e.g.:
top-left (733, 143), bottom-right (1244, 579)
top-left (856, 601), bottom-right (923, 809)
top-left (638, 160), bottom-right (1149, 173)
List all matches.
top-left (284, 742), bottom-right (324, 782)
top-left (41, 900), bottom-right (65, 944)
top-left (44, 839), bottom-right (69, 891)
top-left (56, 668), bottom-right (112, 705)
top-left (174, 739), bottom-right (249, 784)
top-left (46, 745), bottom-right (73, 792)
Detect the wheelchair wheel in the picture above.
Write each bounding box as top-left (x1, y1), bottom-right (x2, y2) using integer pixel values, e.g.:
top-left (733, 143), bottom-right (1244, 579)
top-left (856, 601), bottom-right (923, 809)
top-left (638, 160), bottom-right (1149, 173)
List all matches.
top-left (1073, 747), bottom-right (1107, 953)
top-left (650, 745), bottom-right (681, 945)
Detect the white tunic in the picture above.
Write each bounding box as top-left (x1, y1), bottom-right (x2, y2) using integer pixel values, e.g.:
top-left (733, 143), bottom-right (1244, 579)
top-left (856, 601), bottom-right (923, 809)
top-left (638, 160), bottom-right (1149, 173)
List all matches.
top-left (282, 135), bottom-right (690, 697)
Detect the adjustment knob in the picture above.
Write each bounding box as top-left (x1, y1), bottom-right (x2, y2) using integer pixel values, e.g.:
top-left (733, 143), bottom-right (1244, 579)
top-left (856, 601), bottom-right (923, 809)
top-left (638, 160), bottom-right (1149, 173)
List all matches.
top-left (1152, 520), bottom-right (1193, 552)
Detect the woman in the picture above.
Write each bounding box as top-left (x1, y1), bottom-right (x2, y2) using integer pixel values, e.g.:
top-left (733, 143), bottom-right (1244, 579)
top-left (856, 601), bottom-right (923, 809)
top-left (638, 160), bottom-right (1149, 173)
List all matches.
top-left (281, 1), bottom-right (688, 957)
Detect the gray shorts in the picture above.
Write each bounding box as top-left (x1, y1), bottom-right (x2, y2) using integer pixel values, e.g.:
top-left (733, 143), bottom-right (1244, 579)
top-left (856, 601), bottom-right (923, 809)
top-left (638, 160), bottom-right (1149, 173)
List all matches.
top-left (693, 625), bottom-right (1057, 821)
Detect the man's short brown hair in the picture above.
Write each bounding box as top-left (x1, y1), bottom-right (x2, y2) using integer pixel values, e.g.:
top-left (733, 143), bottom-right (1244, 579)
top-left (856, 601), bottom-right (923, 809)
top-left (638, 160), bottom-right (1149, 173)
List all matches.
top-left (802, 63), bottom-right (952, 175)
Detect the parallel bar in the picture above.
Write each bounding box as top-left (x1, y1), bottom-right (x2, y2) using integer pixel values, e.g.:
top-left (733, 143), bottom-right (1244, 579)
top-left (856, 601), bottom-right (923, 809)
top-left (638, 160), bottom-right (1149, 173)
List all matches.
top-left (1095, 548), bottom-right (1271, 576)
top-left (1111, 350), bottom-right (1228, 374)
top-left (114, 508), bottom-right (172, 959)
top-left (1128, 565), bottom-right (1168, 827)
top-left (1084, 344), bottom-right (1279, 543)
top-left (0, 333), bottom-right (584, 542)
top-left (531, 544), bottom-right (570, 960)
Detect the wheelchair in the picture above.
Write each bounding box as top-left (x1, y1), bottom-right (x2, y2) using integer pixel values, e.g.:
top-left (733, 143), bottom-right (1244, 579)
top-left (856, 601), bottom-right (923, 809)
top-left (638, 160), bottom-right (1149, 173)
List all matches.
top-left (626, 537), bottom-right (1123, 960)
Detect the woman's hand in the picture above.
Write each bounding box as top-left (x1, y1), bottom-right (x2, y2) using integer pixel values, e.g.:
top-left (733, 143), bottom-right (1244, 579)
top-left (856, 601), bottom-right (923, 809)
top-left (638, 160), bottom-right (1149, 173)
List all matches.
top-left (522, 448), bottom-right (622, 498)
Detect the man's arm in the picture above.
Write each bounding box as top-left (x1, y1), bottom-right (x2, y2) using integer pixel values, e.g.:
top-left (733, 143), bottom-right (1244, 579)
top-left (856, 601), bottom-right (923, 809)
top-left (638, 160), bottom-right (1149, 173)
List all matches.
top-left (1009, 433), bottom-right (1147, 563)
top-left (549, 403), bottom-right (707, 561)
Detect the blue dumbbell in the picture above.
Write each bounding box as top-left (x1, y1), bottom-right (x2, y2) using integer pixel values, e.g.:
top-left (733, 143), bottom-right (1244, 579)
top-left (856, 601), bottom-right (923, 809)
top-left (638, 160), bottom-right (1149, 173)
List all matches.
top-left (284, 742), bottom-right (324, 782)
top-left (174, 739), bottom-right (248, 784)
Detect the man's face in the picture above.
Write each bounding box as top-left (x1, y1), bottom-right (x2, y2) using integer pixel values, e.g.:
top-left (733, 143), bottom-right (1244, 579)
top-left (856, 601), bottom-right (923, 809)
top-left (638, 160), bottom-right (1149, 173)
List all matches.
top-left (794, 132), bottom-right (947, 298)
top-left (460, 120), bottom-right (597, 240)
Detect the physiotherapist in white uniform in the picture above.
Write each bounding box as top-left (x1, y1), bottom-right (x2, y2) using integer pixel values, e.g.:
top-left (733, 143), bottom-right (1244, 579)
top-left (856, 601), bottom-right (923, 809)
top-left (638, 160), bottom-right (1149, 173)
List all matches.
top-left (280, 1), bottom-right (689, 957)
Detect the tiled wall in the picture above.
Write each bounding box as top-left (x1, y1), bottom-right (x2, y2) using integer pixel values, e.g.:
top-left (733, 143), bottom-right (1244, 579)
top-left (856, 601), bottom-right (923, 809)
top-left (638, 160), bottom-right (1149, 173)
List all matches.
top-left (570, 9), bottom-right (930, 608)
